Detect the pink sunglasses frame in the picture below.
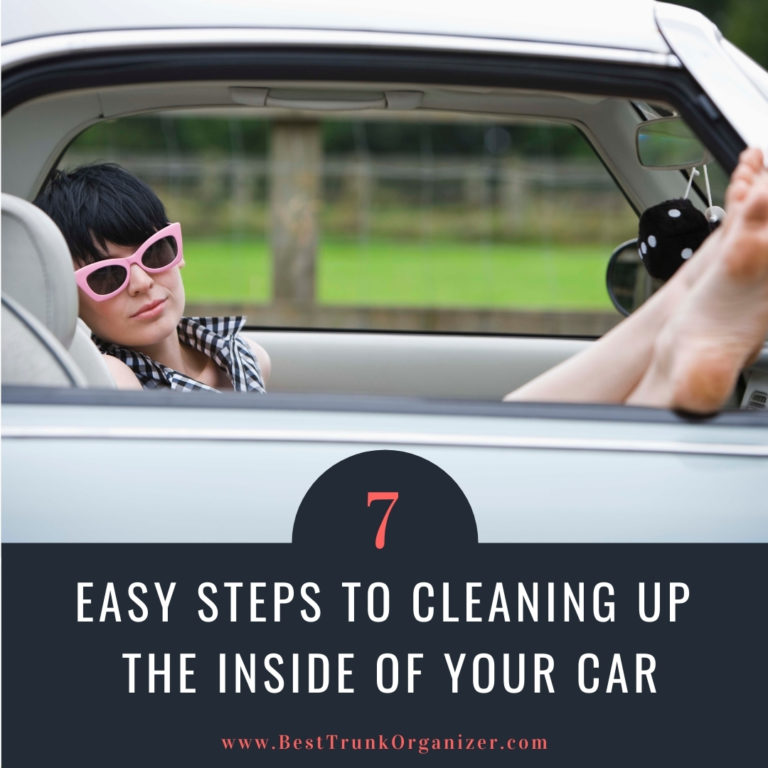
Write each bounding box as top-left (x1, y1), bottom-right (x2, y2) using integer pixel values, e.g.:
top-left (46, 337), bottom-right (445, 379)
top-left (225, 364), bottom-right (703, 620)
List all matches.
top-left (74, 222), bottom-right (184, 302)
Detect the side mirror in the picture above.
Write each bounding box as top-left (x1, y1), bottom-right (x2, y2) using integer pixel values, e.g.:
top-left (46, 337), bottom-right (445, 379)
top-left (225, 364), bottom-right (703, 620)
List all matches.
top-left (606, 239), bottom-right (663, 316)
top-left (636, 117), bottom-right (711, 169)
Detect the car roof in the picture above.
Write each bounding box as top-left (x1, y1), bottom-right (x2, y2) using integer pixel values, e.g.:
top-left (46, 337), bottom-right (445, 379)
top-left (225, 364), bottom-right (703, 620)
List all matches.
top-left (2, 0), bottom-right (671, 54)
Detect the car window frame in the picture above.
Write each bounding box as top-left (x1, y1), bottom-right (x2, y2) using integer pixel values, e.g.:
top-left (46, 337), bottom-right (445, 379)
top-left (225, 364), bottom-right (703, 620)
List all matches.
top-left (2, 44), bottom-right (745, 171)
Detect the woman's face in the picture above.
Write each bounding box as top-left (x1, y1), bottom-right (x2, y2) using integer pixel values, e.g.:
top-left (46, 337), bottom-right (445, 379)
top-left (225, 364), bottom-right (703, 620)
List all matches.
top-left (76, 238), bottom-right (185, 351)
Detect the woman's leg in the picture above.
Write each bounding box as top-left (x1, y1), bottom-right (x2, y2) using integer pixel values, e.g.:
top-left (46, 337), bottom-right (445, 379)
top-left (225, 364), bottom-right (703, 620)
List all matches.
top-left (506, 148), bottom-right (767, 409)
top-left (627, 148), bottom-right (768, 411)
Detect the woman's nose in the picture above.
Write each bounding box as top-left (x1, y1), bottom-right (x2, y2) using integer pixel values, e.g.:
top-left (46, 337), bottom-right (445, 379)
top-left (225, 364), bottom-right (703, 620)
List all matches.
top-left (127, 262), bottom-right (154, 294)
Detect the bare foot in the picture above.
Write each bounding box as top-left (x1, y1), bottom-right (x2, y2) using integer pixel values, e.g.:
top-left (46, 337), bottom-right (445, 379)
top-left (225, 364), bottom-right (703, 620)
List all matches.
top-left (668, 148), bottom-right (766, 290)
top-left (628, 148), bottom-right (768, 412)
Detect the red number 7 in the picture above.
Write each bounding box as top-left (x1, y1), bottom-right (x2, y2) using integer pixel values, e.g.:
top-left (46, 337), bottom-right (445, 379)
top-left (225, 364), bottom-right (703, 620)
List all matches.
top-left (367, 492), bottom-right (399, 550)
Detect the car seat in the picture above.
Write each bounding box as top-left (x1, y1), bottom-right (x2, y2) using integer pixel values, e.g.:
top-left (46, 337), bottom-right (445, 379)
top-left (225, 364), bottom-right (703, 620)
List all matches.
top-left (1, 192), bottom-right (115, 387)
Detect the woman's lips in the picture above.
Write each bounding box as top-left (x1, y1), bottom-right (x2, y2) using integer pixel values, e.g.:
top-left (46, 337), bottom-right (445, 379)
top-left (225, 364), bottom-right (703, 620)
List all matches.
top-left (130, 298), bottom-right (166, 319)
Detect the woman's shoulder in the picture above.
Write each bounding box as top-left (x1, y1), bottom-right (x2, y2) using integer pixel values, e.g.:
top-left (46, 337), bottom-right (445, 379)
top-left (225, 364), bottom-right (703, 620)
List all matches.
top-left (103, 354), bottom-right (142, 389)
top-left (245, 338), bottom-right (271, 384)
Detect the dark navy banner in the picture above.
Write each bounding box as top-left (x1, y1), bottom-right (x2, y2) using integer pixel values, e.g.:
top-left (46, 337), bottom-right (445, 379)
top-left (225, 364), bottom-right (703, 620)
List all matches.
top-left (2, 543), bottom-right (766, 766)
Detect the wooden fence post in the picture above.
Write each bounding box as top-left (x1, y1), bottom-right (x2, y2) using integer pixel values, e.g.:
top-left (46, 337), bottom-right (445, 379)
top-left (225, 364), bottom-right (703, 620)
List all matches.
top-left (270, 120), bottom-right (321, 304)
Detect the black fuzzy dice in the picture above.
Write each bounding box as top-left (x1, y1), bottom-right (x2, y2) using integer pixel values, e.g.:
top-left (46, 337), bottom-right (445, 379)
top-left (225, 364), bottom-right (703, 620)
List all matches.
top-left (637, 198), bottom-right (710, 281)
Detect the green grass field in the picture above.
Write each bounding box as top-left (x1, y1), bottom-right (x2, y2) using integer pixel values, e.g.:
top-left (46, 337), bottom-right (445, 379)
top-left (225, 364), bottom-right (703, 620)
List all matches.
top-left (182, 237), bottom-right (615, 311)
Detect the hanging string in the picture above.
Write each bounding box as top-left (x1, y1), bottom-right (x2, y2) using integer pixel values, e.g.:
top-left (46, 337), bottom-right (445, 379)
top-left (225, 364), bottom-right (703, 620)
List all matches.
top-left (683, 165), bottom-right (724, 225)
top-left (683, 166), bottom-right (700, 199)
top-left (702, 164), bottom-right (714, 209)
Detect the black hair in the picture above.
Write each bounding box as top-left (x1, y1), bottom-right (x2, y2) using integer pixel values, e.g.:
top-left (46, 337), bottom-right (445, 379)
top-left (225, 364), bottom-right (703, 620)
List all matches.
top-left (33, 163), bottom-right (169, 266)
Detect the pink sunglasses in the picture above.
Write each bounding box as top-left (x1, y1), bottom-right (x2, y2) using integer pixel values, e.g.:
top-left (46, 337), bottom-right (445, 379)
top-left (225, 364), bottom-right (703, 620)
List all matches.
top-left (74, 222), bottom-right (183, 301)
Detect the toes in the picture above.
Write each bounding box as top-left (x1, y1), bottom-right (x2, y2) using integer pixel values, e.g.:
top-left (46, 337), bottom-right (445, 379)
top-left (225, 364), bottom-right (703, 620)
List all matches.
top-left (726, 176), bottom-right (752, 209)
top-left (727, 161), bottom-right (758, 210)
top-left (730, 162), bottom-right (756, 187)
top-left (738, 147), bottom-right (765, 172)
top-left (740, 178), bottom-right (768, 224)
top-left (726, 150), bottom-right (768, 216)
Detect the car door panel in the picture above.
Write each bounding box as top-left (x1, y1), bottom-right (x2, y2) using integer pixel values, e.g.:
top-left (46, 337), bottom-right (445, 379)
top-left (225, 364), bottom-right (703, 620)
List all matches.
top-left (3, 389), bottom-right (766, 543)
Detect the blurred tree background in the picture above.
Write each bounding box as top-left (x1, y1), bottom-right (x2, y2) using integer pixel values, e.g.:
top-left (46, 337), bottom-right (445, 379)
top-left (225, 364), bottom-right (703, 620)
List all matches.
top-left (674, 0), bottom-right (767, 68)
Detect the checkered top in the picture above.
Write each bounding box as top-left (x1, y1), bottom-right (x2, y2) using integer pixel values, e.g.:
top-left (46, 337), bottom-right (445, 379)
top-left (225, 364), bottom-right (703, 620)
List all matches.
top-left (95, 316), bottom-right (266, 393)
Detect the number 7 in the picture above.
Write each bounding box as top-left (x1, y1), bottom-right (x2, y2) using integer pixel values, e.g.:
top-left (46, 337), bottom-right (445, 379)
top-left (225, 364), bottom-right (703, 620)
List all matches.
top-left (367, 492), bottom-right (399, 550)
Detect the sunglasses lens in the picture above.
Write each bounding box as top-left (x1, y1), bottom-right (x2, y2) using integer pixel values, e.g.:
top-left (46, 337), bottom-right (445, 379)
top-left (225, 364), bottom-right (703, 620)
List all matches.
top-left (86, 264), bottom-right (128, 296)
top-left (141, 235), bottom-right (178, 269)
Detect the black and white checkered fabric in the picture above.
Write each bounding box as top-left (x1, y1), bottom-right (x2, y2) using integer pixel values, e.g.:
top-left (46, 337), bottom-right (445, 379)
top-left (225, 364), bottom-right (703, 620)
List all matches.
top-left (95, 316), bottom-right (266, 393)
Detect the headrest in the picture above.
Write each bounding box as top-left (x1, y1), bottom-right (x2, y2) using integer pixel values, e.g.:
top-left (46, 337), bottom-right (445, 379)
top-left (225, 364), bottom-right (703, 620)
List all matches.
top-left (1, 193), bottom-right (78, 348)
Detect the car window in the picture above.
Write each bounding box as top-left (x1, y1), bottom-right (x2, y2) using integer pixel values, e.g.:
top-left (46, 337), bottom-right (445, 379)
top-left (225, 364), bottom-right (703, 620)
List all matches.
top-left (62, 113), bottom-right (638, 337)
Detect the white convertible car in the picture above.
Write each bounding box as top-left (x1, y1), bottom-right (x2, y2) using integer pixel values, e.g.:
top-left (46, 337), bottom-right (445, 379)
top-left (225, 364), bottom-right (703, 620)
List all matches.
top-left (4, 2), bottom-right (768, 766)
top-left (2, 0), bottom-right (768, 542)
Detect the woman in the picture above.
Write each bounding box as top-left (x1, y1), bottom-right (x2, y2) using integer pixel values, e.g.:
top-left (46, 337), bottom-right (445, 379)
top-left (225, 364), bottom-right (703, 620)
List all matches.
top-left (35, 163), bottom-right (270, 391)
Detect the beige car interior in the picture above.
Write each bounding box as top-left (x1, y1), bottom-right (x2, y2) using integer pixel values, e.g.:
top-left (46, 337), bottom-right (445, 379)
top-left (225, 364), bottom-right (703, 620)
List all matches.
top-left (1, 193), bottom-right (115, 388)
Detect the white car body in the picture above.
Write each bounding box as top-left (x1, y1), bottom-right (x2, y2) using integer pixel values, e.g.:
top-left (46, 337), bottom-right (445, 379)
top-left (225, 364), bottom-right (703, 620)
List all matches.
top-left (2, 0), bottom-right (767, 543)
